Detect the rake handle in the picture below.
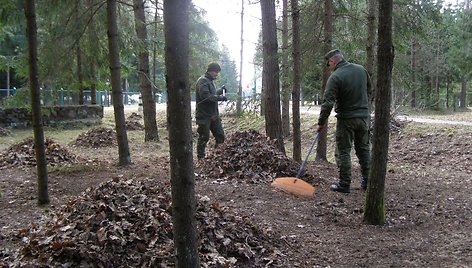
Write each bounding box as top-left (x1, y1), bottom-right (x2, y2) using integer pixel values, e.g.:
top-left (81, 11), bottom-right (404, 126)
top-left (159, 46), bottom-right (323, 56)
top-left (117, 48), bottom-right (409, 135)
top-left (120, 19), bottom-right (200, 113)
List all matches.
top-left (296, 132), bottom-right (320, 178)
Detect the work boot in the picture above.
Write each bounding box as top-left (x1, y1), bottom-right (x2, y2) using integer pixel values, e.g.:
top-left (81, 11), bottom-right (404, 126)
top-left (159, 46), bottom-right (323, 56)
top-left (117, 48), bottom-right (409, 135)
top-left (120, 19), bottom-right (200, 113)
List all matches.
top-left (330, 183), bottom-right (350, 193)
top-left (361, 178), bottom-right (368, 191)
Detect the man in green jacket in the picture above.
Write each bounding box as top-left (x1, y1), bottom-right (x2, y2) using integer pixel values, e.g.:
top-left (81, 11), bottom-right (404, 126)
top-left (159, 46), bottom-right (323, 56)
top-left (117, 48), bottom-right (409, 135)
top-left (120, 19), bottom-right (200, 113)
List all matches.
top-left (195, 62), bottom-right (227, 159)
top-left (317, 49), bottom-right (372, 193)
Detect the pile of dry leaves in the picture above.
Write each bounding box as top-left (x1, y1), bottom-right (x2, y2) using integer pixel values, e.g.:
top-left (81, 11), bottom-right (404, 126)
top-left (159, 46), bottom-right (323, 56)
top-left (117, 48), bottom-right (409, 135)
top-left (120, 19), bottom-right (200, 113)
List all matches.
top-left (0, 138), bottom-right (78, 169)
top-left (0, 127), bottom-right (12, 137)
top-left (72, 127), bottom-right (117, 148)
top-left (197, 130), bottom-right (309, 183)
top-left (126, 112), bottom-right (145, 131)
top-left (9, 178), bottom-right (284, 267)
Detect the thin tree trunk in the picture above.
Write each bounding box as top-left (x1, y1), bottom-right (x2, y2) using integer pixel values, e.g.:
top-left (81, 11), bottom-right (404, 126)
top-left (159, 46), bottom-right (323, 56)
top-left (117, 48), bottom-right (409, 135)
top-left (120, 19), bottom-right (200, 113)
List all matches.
top-left (411, 38), bottom-right (417, 108)
top-left (260, 0), bottom-right (285, 153)
top-left (87, 0), bottom-right (97, 105)
top-left (25, 0), bottom-right (49, 205)
top-left (316, 0), bottom-right (332, 161)
top-left (152, 1), bottom-right (159, 91)
top-left (281, 0), bottom-right (290, 138)
top-left (291, 0), bottom-right (301, 163)
top-left (133, 0), bottom-right (159, 141)
top-left (106, 0), bottom-right (131, 166)
top-left (77, 45), bottom-right (84, 105)
top-left (366, 0), bottom-right (376, 80)
top-left (446, 75), bottom-right (449, 108)
top-left (364, 0), bottom-right (394, 225)
top-left (460, 77), bottom-right (467, 108)
top-left (237, 0), bottom-right (244, 115)
top-left (163, 0), bottom-right (200, 267)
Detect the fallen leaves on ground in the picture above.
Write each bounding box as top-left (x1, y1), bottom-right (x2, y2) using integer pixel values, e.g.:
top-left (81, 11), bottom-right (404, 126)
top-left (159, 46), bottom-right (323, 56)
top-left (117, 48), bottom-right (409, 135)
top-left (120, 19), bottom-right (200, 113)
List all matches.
top-left (10, 178), bottom-right (284, 267)
top-left (0, 138), bottom-right (78, 169)
top-left (196, 130), bottom-right (313, 184)
top-left (72, 127), bottom-right (117, 148)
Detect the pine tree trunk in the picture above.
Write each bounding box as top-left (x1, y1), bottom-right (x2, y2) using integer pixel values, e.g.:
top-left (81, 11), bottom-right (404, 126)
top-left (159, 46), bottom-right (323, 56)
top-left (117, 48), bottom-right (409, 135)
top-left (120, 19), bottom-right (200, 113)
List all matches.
top-left (364, 0), bottom-right (394, 225)
top-left (25, 0), bottom-right (49, 205)
top-left (460, 77), bottom-right (467, 109)
top-left (106, 0), bottom-right (131, 166)
top-left (133, 0), bottom-right (159, 142)
top-left (237, 0), bottom-right (244, 115)
top-left (86, 0), bottom-right (97, 105)
top-left (291, 0), bottom-right (302, 163)
top-left (366, 0), bottom-right (376, 80)
top-left (163, 0), bottom-right (200, 267)
top-left (261, 0), bottom-right (285, 154)
top-left (77, 45), bottom-right (84, 105)
top-left (316, 0), bottom-right (332, 161)
top-left (411, 39), bottom-right (417, 108)
top-left (281, 0), bottom-right (290, 138)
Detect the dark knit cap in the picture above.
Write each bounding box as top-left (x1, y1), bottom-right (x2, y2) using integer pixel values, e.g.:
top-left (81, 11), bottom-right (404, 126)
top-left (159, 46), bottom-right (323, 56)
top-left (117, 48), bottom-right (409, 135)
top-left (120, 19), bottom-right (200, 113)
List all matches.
top-left (324, 49), bottom-right (342, 60)
top-left (207, 62), bottom-right (221, 72)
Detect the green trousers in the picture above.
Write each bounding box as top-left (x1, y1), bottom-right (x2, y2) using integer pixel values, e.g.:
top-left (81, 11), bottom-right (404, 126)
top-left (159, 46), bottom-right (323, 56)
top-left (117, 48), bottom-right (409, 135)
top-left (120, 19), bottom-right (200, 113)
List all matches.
top-left (335, 117), bottom-right (371, 187)
top-left (197, 116), bottom-right (225, 159)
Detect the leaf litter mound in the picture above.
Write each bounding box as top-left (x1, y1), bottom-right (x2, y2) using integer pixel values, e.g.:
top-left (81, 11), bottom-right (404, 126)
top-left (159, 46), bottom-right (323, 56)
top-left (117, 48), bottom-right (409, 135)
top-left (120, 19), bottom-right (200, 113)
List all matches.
top-left (12, 178), bottom-right (285, 267)
top-left (0, 127), bottom-right (12, 136)
top-left (72, 127), bottom-right (117, 148)
top-left (126, 112), bottom-right (145, 131)
top-left (0, 138), bottom-right (78, 169)
top-left (197, 130), bottom-right (313, 183)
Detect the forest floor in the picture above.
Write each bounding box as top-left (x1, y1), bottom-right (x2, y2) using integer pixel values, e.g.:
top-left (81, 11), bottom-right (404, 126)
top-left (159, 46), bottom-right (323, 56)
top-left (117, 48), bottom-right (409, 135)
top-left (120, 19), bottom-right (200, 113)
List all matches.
top-left (1, 105), bottom-right (471, 267)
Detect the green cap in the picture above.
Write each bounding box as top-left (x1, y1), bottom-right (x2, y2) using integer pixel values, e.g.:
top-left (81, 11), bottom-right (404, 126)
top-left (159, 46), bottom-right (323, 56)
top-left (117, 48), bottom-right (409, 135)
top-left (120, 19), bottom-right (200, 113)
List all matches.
top-left (324, 49), bottom-right (341, 60)
top-left (207, 62), bottom-right (221, 72)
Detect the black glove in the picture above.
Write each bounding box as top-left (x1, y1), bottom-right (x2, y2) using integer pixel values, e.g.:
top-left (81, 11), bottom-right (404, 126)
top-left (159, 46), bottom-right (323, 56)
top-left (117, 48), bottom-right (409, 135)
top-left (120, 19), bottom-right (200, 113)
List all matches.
top-left (219, 96), bottom-right (227, 101)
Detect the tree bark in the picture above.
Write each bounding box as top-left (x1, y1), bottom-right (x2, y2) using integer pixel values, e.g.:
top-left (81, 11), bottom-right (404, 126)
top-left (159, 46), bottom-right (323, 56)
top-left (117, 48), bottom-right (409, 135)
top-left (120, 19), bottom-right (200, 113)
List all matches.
top-left (460, 77), bottom-right (467, 109)
top-left (316, 0), bottom-right (332, 161)
top-left (366, 0), bottom-right (377, 80)
top-left (364, 0), bottom-right (394, 225)
top-left (77, 45), bottom-right (84, 105)
top-left (411, 38), bottom-right (417, 108)
top-left (87, 0), bottom-right (98, 105)
top-left (25, 0), bottom-right (49, 205)
top-left (260, 0), bottom-right (285, 154)
top-left (281, 0), bottom-right (290, 138)
top-left (106, 0), bottom-right (131, 166)
top-left (163, 0), bottom-right (200, 267)
top-left (291, 0), bottom-right (301, 163)
top-left (133, 0), bottom-right (159, 141)
top-left (237, 0), bottom-right (244, 115)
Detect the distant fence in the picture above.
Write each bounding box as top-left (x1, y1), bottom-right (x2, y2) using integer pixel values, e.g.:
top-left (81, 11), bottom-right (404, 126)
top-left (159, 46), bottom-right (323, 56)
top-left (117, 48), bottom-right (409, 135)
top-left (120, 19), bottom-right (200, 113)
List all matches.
top-left (0, 89), bottom-right (166, 107)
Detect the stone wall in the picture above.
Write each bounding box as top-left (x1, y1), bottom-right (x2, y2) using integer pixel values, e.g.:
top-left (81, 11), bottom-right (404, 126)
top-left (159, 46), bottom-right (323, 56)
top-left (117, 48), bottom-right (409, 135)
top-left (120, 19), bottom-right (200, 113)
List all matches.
top-left (0, 105), bottom-right (103, 128)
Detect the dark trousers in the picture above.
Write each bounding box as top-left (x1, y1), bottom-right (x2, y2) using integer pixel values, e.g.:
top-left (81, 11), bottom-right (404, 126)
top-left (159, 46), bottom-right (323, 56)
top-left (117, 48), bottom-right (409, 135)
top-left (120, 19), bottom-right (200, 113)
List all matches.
top-left (197, 116), bottom-right (225, 159)
top-left (335, 117), bottom-right (371, 186)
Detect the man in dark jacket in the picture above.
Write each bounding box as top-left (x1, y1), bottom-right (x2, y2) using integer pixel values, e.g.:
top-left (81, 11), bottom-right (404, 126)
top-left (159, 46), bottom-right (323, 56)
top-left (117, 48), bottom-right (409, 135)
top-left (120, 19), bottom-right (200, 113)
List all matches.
top-left (195, 62), bottom-right (227, 159)
top-left (317, 49), bottom-right (372, 193)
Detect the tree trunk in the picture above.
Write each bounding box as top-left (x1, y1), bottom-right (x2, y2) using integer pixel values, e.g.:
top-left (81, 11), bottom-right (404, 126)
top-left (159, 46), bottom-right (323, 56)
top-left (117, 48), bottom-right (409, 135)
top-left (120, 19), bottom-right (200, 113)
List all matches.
top-left (291, 0), bottom-right (301, 163)
top-left (152, 1), bottom-right (160, 92)
top-left (237, 0), bottom-right (244, 115)
top-left (316, 0), bottom-right (332, 161)
top-left (77, 45), bottom-right (84, 105)
top-left (460, 77), bottom-right (467, 109)
top-left (89, 59), bottom-right (97, 105)
top-left (364, 0), bottom-right (394, 225)
top-left (25, 0), bottom-right (49, 205)
top-left (411, 38), bottom-right (417, 108)
top-left (163, 0), bottom-right (200, 267)
top-left (106, 0), bottom-right (131, 166)
top-left (133, 0), bottom-right (159, 142)
top-left (260, 0), bottom-right (285, 154)
top-left (281, 0), bottom-right (290, 138)
top-left (366, 0), bottom-right (376, 80)
top-left (87, 0), bottom-right (97, 105)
